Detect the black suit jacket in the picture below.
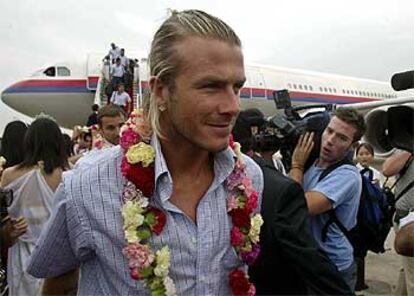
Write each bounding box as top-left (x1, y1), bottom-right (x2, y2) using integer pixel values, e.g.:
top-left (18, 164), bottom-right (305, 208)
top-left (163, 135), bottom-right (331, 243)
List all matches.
top-left (249, 155), bottom-right (352, 295)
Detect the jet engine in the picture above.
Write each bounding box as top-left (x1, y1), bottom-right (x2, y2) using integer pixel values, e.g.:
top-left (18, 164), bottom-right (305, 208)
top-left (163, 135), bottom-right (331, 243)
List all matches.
top-left (363, 104), bottom-right (414, 157)
top-left (363, 106), bottom-right (395, 158)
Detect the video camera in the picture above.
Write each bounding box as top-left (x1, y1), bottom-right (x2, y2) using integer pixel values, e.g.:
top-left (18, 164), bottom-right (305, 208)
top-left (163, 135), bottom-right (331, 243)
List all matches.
top-left (247, 90), bottom-right (334, 171)
top-left (388, 71), bottom-right (414, 153)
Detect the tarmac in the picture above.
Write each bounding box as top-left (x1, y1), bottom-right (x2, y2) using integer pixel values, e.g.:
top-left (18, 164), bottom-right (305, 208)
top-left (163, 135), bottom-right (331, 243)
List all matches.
top-left (363, 230), bottom-right (401, 296)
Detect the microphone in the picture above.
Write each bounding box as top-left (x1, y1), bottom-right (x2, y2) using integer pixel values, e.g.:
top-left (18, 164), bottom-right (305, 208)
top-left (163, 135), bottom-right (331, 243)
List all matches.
top-left (391, 70), bottom-right (414, 91)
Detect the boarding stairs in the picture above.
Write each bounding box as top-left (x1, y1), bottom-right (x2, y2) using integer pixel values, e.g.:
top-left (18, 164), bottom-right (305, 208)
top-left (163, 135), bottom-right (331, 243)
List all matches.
top-left (92, 59), bottom-right (144, 111)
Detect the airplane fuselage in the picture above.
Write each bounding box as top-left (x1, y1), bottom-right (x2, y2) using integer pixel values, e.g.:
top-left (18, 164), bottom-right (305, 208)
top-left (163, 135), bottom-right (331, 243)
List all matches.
top-left (1, 63), bottom-right (398, 128)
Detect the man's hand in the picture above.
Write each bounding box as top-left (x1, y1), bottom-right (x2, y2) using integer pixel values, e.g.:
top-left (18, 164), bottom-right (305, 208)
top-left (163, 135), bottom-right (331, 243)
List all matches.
top-left (291, 132), bottom-right (315, 169)
top-left (289, 132), bottom-right (314, 185)
top-left (2, 216), bottom-right (28, 248)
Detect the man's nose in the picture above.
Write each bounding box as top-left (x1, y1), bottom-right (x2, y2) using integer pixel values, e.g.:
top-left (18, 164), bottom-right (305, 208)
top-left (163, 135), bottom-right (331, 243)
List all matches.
top-left (219, 87), bottom-right (240, 116)
top-left (326, 134), bottom-right (335, 146)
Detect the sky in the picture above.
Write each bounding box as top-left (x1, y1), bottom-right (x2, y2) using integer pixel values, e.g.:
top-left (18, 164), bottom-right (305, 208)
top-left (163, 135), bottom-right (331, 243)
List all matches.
top-left (0, 0), bottom-right (414, 92)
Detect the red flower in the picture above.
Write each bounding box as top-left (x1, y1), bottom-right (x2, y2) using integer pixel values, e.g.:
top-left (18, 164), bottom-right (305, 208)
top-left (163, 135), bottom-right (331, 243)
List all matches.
top-left (230, 208), bottom-right (251, 228)
top-left (230, 227), bottom-right (244, 246)
top-left (229, 134), bottom-right (235, 149)
top-left (149, 207), bottom-right (167, 235)
top-left (245, 191), bottom-right (258, 214)
top-left (229, 268), bottom-right (251, 295)
top-left (130, 267), bottom-right (140, 280)
top-left (124, 160), bottom-right (155, 197)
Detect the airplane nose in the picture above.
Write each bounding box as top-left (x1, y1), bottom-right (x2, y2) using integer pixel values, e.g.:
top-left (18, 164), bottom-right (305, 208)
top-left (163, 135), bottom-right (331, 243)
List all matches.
top-left (1, 85), bottom-right (14, 105)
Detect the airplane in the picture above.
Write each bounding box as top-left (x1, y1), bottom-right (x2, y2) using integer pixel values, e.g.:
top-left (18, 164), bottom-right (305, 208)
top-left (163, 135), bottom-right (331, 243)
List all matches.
top-left (1, 53), bottom-right (413, 158)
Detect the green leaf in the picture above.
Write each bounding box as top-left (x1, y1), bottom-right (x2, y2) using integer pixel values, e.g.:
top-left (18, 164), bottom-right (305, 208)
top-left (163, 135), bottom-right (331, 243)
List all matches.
top-left (145, 212), bottom-right (157, 226)
top-left (140, 266), bottom-right (154, 278)
top-left (137, 229), bottom-right (151, 240)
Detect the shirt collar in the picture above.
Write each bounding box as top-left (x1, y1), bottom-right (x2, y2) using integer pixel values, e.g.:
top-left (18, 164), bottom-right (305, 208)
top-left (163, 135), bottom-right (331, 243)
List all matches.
top-left (152, 134), bottom-right (237, 204)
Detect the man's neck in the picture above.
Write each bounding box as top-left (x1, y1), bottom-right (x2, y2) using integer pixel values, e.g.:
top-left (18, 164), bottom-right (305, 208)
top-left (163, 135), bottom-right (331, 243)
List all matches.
top-left (159, 137), bottom-right (213, 180)
top-left (316, 156), bottom-right (347, 169)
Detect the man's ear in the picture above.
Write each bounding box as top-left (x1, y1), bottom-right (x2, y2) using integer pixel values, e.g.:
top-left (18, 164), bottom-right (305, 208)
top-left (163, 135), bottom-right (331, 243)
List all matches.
top-left (149, 76), bottom-right (169, 108)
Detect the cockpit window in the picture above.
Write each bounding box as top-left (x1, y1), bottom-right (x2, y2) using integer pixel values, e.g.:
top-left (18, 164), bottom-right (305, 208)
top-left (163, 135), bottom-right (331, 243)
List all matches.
top-left (44, 67), bottom-right (56, 77)
top-left (57, 66), bottom-right (71, 77)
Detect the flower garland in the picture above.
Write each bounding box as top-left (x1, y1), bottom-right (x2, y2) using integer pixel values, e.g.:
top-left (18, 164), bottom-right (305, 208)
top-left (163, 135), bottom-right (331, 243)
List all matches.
top-left (0, 156), bottom-right (6, 169)
top-left (120, 109), bottom-right (263, 296)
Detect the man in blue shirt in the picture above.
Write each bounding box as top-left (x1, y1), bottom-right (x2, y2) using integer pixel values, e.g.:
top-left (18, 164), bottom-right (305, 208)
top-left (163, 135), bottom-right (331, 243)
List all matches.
top-left (289, 107), bottom-right (366, 292)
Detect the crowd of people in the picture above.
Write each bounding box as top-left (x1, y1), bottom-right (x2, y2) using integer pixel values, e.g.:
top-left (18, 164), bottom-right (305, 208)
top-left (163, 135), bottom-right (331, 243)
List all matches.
top-left (0, 9), bottom-right (413, 296)
top-left (103, 43), bottom-right (137, 114)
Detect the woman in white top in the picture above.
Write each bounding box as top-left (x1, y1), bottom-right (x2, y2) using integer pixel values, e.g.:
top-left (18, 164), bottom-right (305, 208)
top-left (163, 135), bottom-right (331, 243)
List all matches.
top-left (356, 142), bottom-right (385, 186)
top-left (354, 142), bottom-right (386, 292)
top-left (0, 116), bottom-right (77, 295)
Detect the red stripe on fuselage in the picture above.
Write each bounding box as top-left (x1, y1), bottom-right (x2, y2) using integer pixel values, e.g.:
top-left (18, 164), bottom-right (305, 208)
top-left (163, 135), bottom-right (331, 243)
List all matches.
top-left (11, 79), bottom-right (87, 88)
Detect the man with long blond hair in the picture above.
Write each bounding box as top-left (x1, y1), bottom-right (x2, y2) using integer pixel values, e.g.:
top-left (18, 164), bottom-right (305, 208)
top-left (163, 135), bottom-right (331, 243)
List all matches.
top-left (27, 10), bottom-right (263, 295)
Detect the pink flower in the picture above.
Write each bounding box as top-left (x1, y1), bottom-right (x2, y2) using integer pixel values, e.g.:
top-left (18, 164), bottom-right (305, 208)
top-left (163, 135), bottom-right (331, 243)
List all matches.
top-left (135, 116), bottom-right (152, 142)
top-left (226, 168), bottom-right (246, 191)
top-left (121, 128), bottom-right (141, 150)
top-left (248, 284), bottom-right (256, 296)
top-left (246, 191), bottom-right (259, 214)
top-left (230, 227), bottom-right (244, 246)
top-left (123, 182), bottom-right (139, 201)
top-left (121, 157), bottom-right (131, 176)
top-left (227, 195), bottom-right (239, 212)
top-left (240, 177), bottom-right (254, 196)
top-left (123, 242), bottom-right (155, 269)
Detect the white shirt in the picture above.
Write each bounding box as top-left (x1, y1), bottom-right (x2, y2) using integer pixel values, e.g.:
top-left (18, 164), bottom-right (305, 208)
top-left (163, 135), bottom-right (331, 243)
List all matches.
top-left (356, 163), bottom-right (386, 186)
top-left (120, 56), bottom-right (129, 69)
top-left (109, 47), bottom-right (121, 60)
top-left (110, 64), bottom-right (125, 78)
top-left (110, 91), bottom-right (131, 106)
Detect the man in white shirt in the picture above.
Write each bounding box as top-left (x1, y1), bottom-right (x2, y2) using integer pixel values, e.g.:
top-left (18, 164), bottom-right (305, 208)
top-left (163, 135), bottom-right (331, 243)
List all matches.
top-left (120, 48), bottom-right (129, 70)
top-left (108, 43), bottom-right (121, 63)
top-left (110, 58), bottom-right (125, 90)
top-left (110, 83), bottom-right (131, 112)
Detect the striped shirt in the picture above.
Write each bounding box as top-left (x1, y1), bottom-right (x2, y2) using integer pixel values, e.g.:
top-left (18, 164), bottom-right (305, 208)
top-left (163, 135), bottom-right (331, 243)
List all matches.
top-left (27, 136), bottom-right (263, 295)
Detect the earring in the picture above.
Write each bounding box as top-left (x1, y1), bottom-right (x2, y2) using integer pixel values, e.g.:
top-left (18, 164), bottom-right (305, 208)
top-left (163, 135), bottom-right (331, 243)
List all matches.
top-left (159, 105), bottom-right (166, 112)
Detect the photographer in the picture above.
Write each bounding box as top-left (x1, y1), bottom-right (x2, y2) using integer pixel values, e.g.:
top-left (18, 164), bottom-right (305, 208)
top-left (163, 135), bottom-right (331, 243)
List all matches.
top-left (383, 150), bottom-right (414, 295)
top-left (234, 109), bottom-right (352, 295)
top-left (289, 107), bottom-right (366, 292)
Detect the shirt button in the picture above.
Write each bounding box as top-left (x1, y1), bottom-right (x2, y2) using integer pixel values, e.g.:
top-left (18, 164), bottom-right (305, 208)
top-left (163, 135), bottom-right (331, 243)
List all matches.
top-left (191, 237), bottom-right (197, 244)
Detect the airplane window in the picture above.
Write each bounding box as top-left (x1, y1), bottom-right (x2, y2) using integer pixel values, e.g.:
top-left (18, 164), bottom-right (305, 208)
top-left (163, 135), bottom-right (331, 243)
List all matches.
top-left (362, 91), bottom-right (365, 96)
top-left (57, 67), bottom-right (71, 77)
top-left (309, 86), bottom-right (313, 91)
top-left (299, 84), bottom-right (303, 90)
top-left (43, 67), bottom-right (56, 77)
top-left (324, 87), bottom-right (328, 92)
top-left (350, 90), bottom-right (354, 95)
top-left (328, 87), bottom-right (332, 92)
top-left (288, 83), bottom-right (292, 88)
top-left (293, 84), bottom-right (297, 89)
top-left (333, 88), bottom-right (337, 93)
top-left (304, 85), bottom-right (308, 90)
top-left (319, 87), bottom-right (323, 92)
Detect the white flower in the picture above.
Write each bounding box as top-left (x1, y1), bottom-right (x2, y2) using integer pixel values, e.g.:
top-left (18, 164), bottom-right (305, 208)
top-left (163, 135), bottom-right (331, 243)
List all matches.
top-left (136, 196), bottom-right (149, 209)
top-left (249, 214), bottom-right (263, 244)
top-left (154, 246), bottom-right (171, 277)
top-left (122, 201), bottom-right (145, 229)
top-left (125, 227), bottom-right (139, 243)
top-left (163, 276), bottom-right (177, 296)
top-left (0, 156), bottom-right (6, 167)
